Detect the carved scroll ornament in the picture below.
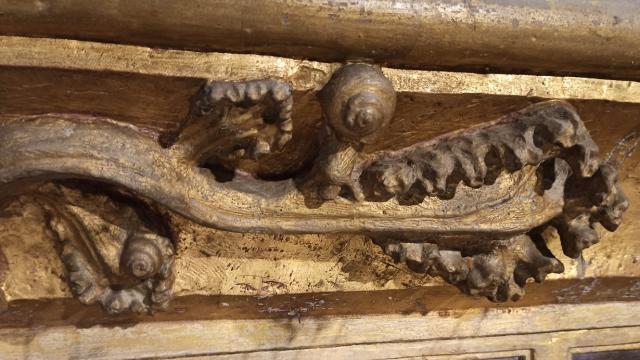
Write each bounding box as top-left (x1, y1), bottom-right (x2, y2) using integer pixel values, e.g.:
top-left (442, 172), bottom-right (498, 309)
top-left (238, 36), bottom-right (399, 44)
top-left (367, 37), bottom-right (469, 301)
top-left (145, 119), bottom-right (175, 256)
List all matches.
top-left (32, 184), bottom-right (175, 314)
top-left (0, 63), bottom-right (632, 312)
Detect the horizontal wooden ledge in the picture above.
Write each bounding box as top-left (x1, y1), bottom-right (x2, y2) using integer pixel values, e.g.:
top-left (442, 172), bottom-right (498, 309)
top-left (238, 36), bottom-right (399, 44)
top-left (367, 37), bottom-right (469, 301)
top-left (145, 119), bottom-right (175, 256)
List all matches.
top-left (165, 328), bottom-right (640, 360)
top-left (2, 277), bottom-right (638, 328)
top-left (1, 36), bottom-right (640, 104)
top-left (0, 300), bottom-right (638, 359)
top-left (0, 0), bottom-right (639, 81)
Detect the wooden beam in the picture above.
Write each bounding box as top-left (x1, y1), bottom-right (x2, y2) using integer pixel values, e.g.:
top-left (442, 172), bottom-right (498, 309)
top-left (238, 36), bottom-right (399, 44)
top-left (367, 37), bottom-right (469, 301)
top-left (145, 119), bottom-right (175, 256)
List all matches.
top-left (0, 302), bottom-right (638, 359)
top-left (0, 1), bottom-right (639, 80)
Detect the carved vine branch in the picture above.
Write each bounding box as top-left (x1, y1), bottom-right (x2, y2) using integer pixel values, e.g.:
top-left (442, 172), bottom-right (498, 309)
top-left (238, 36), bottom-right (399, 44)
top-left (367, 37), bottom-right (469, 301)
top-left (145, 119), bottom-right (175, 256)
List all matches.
top-left (0, 63), bottom-right (633, 310)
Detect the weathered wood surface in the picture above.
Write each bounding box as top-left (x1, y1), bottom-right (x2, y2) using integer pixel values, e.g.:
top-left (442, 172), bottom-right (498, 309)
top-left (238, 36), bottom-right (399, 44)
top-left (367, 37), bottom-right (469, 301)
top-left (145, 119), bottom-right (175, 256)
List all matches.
top-left (0, 1), bottom-right (639, 80)
top-left (0, 302), bottom-right (638, 360)
top-left (0, 6), bottom-right (638, 360)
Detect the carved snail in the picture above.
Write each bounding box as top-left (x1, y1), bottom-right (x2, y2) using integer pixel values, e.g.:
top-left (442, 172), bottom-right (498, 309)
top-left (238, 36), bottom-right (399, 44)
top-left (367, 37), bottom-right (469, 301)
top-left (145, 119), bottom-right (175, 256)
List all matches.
top-left (320, 63), bottom-right (396, 144)
top-left (0, 62), bottom-right (633, 312)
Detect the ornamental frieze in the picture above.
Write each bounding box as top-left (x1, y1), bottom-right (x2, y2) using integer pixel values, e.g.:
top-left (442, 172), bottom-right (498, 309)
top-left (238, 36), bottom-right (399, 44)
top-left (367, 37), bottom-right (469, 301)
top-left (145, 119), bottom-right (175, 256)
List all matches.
top-left (0, 63), bottom-right (634, 313)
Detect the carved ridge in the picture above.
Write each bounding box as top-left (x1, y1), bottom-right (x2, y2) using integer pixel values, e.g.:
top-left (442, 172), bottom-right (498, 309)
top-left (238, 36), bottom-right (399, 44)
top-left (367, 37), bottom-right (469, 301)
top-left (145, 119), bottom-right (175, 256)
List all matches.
top-left (360, 102), bottom-right (599, 201)
top-left (0, 109), bottom-right (573, 235)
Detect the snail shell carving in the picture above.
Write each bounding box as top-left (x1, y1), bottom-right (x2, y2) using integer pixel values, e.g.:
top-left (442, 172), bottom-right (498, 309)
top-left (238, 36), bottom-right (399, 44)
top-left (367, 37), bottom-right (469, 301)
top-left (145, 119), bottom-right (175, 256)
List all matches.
top-left (320, 63), bottom-right (396, 143)
top-left (121, 232), bottom-right (165, 279)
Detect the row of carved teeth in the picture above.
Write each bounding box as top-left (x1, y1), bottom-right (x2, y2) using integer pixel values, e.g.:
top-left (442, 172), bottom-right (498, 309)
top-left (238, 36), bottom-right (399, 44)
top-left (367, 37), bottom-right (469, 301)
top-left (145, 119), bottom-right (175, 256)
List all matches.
top-left (361, 104), bottom-right (599, 202)
top-left (379, 234), bottom-right (564, 302)
top-left (194, 79), bottom-right (294, 158)
top-left (376, 158), bottom-right (627, 265)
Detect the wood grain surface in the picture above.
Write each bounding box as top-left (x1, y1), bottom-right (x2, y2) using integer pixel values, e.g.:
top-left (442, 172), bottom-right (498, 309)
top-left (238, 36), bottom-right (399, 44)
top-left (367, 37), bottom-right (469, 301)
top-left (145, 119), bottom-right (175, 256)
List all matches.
top-left (1, 1), bottom-right (639, 79)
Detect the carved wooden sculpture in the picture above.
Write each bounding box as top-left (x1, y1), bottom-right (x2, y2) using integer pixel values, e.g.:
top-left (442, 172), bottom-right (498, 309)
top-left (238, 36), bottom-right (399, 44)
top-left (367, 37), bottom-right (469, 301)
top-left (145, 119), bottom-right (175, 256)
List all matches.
top-left (25, 183), bottom-right (175, 314)
top-left (0, 63), bottom-right (632, 312)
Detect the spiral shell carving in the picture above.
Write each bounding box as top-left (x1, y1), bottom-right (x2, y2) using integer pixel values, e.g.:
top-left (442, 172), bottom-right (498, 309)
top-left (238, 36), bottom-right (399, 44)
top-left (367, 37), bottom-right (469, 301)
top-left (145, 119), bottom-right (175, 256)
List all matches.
top-left (36, 185), bottom-right (176, 314)
top-left (320, 63), bottom-right (396, 143)
top-left (121, 233), bottom-right (165, 279)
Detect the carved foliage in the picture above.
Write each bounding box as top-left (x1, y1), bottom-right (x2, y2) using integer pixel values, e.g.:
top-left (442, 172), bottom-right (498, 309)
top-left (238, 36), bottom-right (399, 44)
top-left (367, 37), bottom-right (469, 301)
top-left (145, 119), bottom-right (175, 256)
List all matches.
top-left (379, 234), bottom-right (564, 302)
top-left (302, 65), bottom-right (633, 301)
top-left (0, 64), bottom-right (633, 307)
top-left (38, 184), bottom-right (175, 314)
top-left (373, 131), bottom-right (632, 301)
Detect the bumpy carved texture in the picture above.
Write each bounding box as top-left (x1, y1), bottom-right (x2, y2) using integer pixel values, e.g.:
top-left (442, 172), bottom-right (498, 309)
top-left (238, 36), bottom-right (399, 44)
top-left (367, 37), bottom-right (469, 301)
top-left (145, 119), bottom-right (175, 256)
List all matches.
top-left (379, 234), bottom-right (564, 302)
top-left (306, 101), bottom-right (600, 203)
top-left (374, 140), bottom-right (630, 302)
top-left (37, 185), bottom-right (175, 314)
top-left (0, 66), bottom-right (633, 307)
top-left (365, 104), bottom-right (631, 301)
top-left (362, 103), bottom-right (598, 200)
top-left (307, 66), bottom-right (631, 301)
top-left (178, 79), bottom-right (293, 165)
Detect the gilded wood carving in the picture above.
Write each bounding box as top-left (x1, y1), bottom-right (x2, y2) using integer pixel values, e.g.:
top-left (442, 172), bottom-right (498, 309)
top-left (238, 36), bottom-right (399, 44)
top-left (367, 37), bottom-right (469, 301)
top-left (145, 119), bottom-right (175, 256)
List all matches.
top-left (0, 63), bottom-right (633, 312)
top-left (31, 184), bottom-right (175, 314)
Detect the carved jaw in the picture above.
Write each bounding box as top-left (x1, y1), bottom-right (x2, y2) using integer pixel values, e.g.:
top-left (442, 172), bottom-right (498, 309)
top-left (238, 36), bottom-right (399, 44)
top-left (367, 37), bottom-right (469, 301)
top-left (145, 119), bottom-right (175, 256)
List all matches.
top-left (174, 79), bottom-right (294, 166)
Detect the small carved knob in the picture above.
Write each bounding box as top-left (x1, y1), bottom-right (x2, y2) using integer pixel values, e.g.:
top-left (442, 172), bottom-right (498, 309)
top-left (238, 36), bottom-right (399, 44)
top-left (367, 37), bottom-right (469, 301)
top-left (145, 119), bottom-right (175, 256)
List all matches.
top-left (320, 63), bottom-right (396, 143)
top-left (121, 233), bottom-right (164, 279)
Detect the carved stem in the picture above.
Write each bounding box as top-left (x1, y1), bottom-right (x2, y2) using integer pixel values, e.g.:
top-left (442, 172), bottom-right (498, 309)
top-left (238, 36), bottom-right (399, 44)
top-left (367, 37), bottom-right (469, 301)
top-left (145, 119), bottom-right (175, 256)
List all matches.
top-left (0, 101), bottom-right (628, 240)
top-left (0, 117), bottom-right (562, 236)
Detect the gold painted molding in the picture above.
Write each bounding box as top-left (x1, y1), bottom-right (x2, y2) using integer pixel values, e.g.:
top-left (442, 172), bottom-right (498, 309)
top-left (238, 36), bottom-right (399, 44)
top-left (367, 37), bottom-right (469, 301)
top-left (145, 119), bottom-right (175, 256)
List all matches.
top-left (1, 36), bottom-right (640, 103)
top-left (1, 0), bottom-right (639, 80)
